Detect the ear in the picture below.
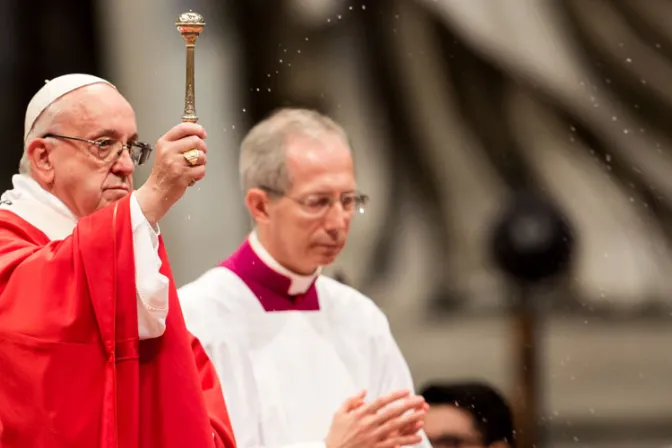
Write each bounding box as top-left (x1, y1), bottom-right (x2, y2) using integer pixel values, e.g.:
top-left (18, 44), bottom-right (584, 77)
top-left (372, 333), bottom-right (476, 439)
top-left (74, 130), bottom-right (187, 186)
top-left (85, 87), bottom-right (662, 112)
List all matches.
top-left (26, 138), bottom-right (55, 184)
top-left (245, 188), bottom-right (271, 225)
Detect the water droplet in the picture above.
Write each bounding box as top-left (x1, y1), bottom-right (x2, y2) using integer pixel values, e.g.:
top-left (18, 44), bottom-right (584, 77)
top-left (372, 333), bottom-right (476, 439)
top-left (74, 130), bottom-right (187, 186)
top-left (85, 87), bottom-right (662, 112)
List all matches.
top-left (362, 4), bottom-right (367, 10)
top-left (623, 129), bottom-right (629, 134)
top-left (655, 43), bottom-right (661, 48)
top-left (349, 5), bottom-right (353, 10)
top-left (256, 88), bottom-right (260, 92)
top-left (297, 50), bottom-right (301, 54)
top-left (612, 116), bottom-right (618, 121)
top-left (606, 154), bottom-right (612, 162)
top-left (626, 57), bottom-right (632, 63)
top-left (242, 108), bottom-right (246, 112)
top-left (337, 14), bottom-right (342, 19)
top-left (305, 37), bottom-right (309, 41)
top-left (279, 59), bottom-right (283, 63)
top-left (268, 88), bottom-right (272, 92)
top-left (232, 125), bottom-right (236, 129)
top-left (186, 214), bottom-right (191, 220)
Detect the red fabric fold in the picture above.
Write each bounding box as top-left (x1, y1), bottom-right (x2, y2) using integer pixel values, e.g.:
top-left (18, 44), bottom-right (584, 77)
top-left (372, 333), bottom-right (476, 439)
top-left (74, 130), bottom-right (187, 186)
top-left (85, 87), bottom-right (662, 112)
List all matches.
top-left (0, 195), bottom-right (236, 448)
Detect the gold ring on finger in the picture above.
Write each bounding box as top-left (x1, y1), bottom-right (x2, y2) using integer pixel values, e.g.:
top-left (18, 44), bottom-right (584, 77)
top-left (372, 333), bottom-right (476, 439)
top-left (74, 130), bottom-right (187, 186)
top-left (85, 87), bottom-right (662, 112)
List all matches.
top-left (183, 148), bottom-right (200, 166)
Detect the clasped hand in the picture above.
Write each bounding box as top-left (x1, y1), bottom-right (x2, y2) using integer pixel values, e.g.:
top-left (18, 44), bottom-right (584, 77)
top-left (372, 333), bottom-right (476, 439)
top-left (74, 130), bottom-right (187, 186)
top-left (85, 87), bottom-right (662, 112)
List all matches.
top-left (325, 389), bottom-right (428, 448)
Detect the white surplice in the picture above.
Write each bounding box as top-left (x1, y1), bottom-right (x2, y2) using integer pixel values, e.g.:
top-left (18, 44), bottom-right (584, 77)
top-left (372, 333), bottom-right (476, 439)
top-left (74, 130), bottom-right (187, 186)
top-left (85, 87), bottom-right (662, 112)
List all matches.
top-left (179, 232), bottom-right (432, 448)
top-left (0, 174), bottom-right (169, 339)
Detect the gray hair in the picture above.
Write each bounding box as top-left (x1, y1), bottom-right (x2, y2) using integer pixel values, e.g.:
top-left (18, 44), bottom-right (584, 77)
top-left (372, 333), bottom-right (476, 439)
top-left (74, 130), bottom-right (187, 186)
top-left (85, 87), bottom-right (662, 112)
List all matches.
top-left (239, 108), bottom-right (350, 194)
top-left (19, 101), bottom-right (66, 175)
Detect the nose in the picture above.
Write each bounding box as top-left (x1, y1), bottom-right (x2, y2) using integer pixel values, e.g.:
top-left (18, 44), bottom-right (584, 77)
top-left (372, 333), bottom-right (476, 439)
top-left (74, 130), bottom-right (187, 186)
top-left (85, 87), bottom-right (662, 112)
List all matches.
top-left (323, 201), bottom-right (349, 233)
top-left (111, 148), bottom-right (135, 177)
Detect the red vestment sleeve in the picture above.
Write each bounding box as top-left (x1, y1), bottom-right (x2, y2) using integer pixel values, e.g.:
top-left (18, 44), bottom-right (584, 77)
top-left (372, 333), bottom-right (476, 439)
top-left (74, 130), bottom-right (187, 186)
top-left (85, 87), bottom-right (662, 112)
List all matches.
top-left (0, 195), bottom-right (237, 448)
top-left (191, 334), bottom-right (238, 448)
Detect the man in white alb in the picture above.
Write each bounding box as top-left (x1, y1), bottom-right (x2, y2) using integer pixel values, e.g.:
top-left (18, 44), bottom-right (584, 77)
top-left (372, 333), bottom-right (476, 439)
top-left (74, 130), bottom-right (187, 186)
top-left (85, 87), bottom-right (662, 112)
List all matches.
top-left (179, 108), bottom-right (432, 448)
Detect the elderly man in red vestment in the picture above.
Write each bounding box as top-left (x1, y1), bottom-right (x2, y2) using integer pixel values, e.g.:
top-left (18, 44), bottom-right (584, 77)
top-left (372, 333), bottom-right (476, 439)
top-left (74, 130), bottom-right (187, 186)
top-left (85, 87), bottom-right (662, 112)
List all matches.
top-left (0, 74), bottom-right (237, 448)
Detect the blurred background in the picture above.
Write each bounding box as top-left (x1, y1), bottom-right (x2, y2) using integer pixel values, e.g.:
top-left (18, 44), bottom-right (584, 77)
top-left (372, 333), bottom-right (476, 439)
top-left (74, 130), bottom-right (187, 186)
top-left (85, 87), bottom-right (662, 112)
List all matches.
top-left (3, 0), bottom-right (671, 446)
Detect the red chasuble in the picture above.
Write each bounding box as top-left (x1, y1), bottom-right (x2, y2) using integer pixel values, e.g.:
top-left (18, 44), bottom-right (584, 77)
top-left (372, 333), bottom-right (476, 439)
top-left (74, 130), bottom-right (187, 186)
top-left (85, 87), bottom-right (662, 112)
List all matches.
top-left (0, 195), bottom-right (236, 448)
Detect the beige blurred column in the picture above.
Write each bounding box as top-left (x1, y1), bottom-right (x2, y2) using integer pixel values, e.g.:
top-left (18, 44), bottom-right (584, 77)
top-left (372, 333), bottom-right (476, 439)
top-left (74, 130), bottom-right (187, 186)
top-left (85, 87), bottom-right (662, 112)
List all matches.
top-left (96, 0), bottom-right (248, 286)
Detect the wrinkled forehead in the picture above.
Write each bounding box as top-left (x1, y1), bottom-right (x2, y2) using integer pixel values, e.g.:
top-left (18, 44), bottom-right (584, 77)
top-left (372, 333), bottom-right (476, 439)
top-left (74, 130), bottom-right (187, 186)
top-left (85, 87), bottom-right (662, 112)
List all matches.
top-left (55, 84), bottom-right (137, 135)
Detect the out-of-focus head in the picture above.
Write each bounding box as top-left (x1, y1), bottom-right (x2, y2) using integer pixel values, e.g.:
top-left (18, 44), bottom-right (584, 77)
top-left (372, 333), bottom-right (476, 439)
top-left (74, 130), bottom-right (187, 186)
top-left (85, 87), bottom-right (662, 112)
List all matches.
top-left (420, 382), bottom-right (515, 448)
top-left (22, 74), bottom-right (150, 218)
top-left (240, 108), bottom-right (368, 275)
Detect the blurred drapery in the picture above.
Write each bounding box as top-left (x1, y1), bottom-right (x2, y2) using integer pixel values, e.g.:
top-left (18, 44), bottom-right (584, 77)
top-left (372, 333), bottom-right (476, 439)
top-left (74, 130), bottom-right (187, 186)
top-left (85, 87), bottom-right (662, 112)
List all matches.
top-left (222, 0), bottom-right (672, 319)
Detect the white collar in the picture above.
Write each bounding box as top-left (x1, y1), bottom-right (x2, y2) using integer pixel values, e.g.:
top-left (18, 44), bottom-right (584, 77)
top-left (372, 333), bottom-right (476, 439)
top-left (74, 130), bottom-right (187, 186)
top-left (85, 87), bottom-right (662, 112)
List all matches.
top-left (248, 230), bottom-right (321, 295)
top-left (0, 174), bottom-right (78, 241)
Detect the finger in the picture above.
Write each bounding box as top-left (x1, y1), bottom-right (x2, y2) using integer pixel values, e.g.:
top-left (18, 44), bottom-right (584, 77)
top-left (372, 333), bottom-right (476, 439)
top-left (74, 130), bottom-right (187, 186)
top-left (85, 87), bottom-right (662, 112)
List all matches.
top-left (339, 390), bottom-right (367, 413)
top-left (370, 396), bottom-right (425, 426)
top-left (372, 408), bottom-right (426, 439)
top-left (181, 149), bottom-right (207, 168)
top-left (162, 123), bottom-right (207, 142)
top-left (375, 434), bottom-right (422, 448)
top-left (356, 390), bottom-right (410, 415)
top-left (168, 136), bottom-right (208, 155)
top-left (397, 419), bottom-right (424, 436)
top-left (187, 166), bottom-right (206, 183)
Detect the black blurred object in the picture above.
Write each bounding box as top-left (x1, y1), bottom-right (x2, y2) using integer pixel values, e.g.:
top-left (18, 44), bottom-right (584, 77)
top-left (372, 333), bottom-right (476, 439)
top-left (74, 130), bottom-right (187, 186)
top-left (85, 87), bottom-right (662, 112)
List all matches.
top-left (0, 0), bottom-right (102, 192)
top-left (491, 192), bottom-right (574, 284)
top-left (490, 192), bottom-right (575, 448)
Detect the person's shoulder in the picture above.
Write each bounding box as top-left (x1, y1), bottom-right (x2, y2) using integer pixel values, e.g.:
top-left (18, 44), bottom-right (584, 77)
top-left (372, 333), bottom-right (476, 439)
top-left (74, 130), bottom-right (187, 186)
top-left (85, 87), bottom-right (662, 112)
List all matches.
top-left (316, 275), bottom-right (391, 331)
top-left (178, 266), bottom-right (250, 314)
top-left (0, 209), bottom-right (49, 251)
top-left (0, 209), bottom-right (47, 241)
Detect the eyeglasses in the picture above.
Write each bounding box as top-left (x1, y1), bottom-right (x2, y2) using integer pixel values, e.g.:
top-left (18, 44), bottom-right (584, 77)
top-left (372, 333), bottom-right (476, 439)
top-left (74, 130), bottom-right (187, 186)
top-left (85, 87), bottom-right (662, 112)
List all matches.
top-left (43, 133), bottom-right (153, 166)
top-left (260, 186), bottom-right (370, 216)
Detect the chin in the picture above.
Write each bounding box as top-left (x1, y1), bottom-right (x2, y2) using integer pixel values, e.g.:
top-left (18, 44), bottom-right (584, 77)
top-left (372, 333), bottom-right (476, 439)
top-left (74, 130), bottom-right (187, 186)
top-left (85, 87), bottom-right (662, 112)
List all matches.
top-left (316, 253), bottom-right (340, 267)
top-left (103, 189), bottom-right (130, 200)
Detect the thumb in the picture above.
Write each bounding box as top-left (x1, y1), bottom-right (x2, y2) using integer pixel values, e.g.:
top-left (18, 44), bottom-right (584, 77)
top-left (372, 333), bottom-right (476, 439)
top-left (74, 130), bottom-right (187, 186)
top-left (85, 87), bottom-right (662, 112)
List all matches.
top-left (340, 389), bottom-right (367, 413)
